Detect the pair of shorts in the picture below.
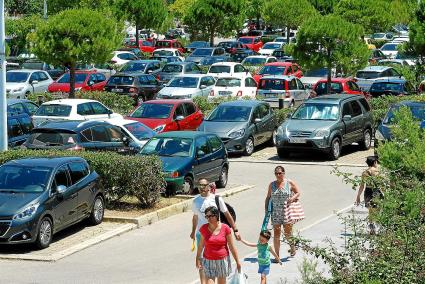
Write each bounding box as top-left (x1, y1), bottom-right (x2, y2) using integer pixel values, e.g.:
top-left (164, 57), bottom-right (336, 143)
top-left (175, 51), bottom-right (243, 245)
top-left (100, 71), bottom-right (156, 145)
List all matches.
top-left (202, 256), bottom-right (232, 279)
top-left (258, 264), bottom-right (270, 275)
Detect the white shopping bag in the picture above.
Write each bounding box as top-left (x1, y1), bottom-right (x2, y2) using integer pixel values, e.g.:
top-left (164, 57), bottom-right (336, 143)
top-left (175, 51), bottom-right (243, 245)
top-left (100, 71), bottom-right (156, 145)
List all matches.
top-left (228, 268), bottom-right (248, 284)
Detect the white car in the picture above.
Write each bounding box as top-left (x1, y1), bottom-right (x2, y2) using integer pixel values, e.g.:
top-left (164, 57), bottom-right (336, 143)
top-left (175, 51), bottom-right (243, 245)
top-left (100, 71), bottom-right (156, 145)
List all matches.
top-left (111, 51), bottom-right (139, 66)
top-left (258, 42), bottom-right (285, 56)
top-left (152, 48), bottom-right (185, 61)
top-left (156, 74), bottom-right (216, 99)
top-left (33, 99), bottom-right (123, 126)
top-left (210, 76), bottom-right (258, 99)
top-left (6, 69), bottom-right (53, 99)
top-left (207, 62), bottom-right (250, 79)
top-left (105, 118), bottom-right (155, 148)
top-left (241, 55), bottom-right (278, 66)
top-left (380, 43), bottom-right (401, 59)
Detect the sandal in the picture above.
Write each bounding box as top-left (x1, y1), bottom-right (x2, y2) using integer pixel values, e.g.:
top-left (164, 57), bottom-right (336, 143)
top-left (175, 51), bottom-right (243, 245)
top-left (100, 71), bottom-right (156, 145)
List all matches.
top-left (288, 245), bottom-right (296, 257)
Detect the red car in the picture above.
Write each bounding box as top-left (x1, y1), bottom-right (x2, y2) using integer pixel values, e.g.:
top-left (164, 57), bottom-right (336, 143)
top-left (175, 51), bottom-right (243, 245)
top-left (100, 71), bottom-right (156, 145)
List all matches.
top-left (48, 70), bottom-right (107, 93)
top-left (253, 62), bottom-right (303, 83)
top-left (311, 78), bottom-right (365, 97)
top-left (126, 100), bottom-right (203, 132)
top-left (238, 36), bottom-right (263, 52)
top-left (128, 39), bottom-right (155, 53)
top-left (154, 39), bottom-right (185, 54)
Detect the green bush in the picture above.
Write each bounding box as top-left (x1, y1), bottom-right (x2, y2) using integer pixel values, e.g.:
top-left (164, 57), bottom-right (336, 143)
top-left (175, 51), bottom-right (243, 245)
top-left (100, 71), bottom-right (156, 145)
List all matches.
top-left (369, 39), bottom-right (387, 49)
top-left (273, 107), bottom-right (292, 124)
top-left (0, 150), bottom-right (165, 208)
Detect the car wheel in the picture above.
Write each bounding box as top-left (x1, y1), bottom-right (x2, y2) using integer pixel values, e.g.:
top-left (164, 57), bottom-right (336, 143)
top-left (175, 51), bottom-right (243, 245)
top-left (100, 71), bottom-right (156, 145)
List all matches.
top-left (89, 195), bottom-right (104, 225)
top-left (35, 217), bottom-right (52, 249)
top-left (244, 137), bottom-right (254, 156)
top-left (183, 176), bottom-right (194, 195)
top-left (277, 148), bottom-right (290, 159)
top-left (359, 129), bottom-right (372, 150)
top-left (268, 128), bottom-right (278, 146)
top-left (329, 137), bottom-right (341, 160)
top-left (215, 166), bottom-right (228, 188)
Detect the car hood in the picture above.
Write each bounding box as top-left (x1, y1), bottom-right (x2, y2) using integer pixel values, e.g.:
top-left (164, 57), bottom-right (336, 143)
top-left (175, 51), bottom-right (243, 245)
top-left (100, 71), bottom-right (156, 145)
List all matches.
top-left (159, 156), bottom-right (192, 172)
top-left (186, 56), bottom-right (207, 63)
top-left (159, 87), bottom-right (199, 97)
top-left (300, 77), bottom-right (326, 86)
top-left (125, 116), bottom-right (168, 130)
top-left (0, 191), bottom-right (41, 217)
top-left (283, 119), bottom-right (336, 133)
top-left (198, 121), bottom-right (248, 137)
top-left (6, 82), bottom-right (27, 89)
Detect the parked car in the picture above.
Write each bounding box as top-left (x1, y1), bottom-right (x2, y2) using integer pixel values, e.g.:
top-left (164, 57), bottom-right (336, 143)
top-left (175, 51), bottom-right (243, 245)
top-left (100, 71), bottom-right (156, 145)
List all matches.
top-left (186, 41), bottom-right (210, 53)
top-left (372, 32), bottom-right (393, 41)
top-left (23, 120), bottom-right (140, 154)
top-left (355, 66), bottom-right (402, 91)
top-left (156, 74), bottom-right (215, 99)
top-left (374, 101), bottom-right (425, 152)
top-left (311, 78), bottom-right (364, 97)
top-left (106, 118), bottom-right (155, 148)
top-left (139, 131), bottom-right (229, 195)
top-left (299, 68), bottom-right (330, 89)
top-left (257, 75), bottom-right (310, 108)
top-left (111, 51), bottom-right (139, 66)
top-left (0, 157), bottom-right (104, 248)
top-left (6, 70), bottom-right (53, 99)
top-left (127, 99), bottom-right (203, 132)
top-left (377, 59), bottom-right (410, 67)
top-left (33, 99), bottom-right (122, 126)
top-left (210, 76), bottom-right (257, 99)
top-left (207, 62), bottom-right (250, 78)
top-left (127, 40), bottom-right (155, 54)
top-left (119, 60), bottom-right (162, 75)
top-left (117, 47), bottom-right (144, 59)
top-left (198, 100), bottom-right (278, 156)
top-left (241, 55), bottom-right (277, 66)
top-left (253, 62), bottom-right (303, 83)
top-left (104, 73), bottom-right (161, 104)
top-left (48, 70), bottom-right (107, 93)
top-left (7, 99), bottom-right (39, 116)
top-left (7, 112), bottom-right (33, 148)
top-left (275, 95), bottom-right (373, 160)
top-left (199, 56), bottom-right (232, 67)
top-left (154, 40), bottom-right (185, 54)
top-left (21, 60), bottom-right (65, 80)
top-left (217, 41), bottom-right (245, 55)
top-left (272, 50), bottom-right (292, 62)
top-left (152, 49), bottom-right (185, 61)
top-left (380, 42), bottom-right (401, 59)
top-left (230, 48), bottom-right (256, 63)
top-left (369, 49), bottom-right (387, 64)
top-left (186, 48), bottom-right (226, 64)
top-left (151, 56), bottom-right (183, 65)
top-left (368, 78), bottom-right (416, 98)
top-left (238, 36), bottom-right (263, 52)
top-left (157, 62), bottom-right (202, 84)
top-left (258, 42), bottom-right (285, 56)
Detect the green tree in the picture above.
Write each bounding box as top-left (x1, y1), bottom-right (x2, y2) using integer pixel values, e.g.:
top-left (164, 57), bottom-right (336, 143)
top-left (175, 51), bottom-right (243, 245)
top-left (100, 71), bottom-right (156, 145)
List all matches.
top-left (406, 2), bottom-right (425, 62)
top-left (30, 8), bottom-right (122, 98)
top-left (6, 15), bottom-right (42, 56)
top-left (289, 15), bottom-right (369, 93)
top-left (5, 0), bottom-right (43, 16)
top-left (263, 0), bottom-right (317, 43)
top-left (169, 0), bottom-right (197, 19)
top-left (47, 0), bottom-right (112, 14)
top-left (307, 0), bottom-right (340, 15)
top-left (183, 0), bottom-right (245, 46)
top-left (113, 0), bottom-right (168, 50)
top-left (245, 0), bottom-right (265, 30)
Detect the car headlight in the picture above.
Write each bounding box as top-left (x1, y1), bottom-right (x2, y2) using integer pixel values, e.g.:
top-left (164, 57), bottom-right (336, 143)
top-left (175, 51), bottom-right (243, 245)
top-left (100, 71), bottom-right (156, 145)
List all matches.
top-left (314, 129), bottom-right (330, 138)
top-left (154, 124), bottom-right (166, 132)
top-left (277, 125), bottom-right (284, 137)
top-left (375, 129), bottom-right (385, 141)
top-left (13, 203), bottom-right (39, 220)
top-left (228, 129), bottom-right (245, 138)
top-left (12, 87), bottom-right (24, 92)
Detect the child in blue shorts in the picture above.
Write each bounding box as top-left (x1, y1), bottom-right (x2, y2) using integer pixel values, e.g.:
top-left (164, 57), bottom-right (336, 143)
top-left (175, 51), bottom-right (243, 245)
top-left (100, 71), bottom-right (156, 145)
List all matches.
top-left (239, 230), bottom-right (281, 284)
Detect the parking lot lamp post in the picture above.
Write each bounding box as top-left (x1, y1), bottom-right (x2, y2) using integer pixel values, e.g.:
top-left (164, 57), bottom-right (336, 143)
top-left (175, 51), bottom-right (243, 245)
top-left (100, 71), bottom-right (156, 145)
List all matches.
top-left (44, 0), bottom-right (47, 19)
top-left (0, 0), bottom-right (7, 151)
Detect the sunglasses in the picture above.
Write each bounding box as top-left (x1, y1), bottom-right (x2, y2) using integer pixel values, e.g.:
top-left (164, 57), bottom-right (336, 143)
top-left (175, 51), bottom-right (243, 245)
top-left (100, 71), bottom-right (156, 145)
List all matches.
top-left (205, 214), bottom-right (216, 219)
top-left (275, 172), bottom-right (285, 175)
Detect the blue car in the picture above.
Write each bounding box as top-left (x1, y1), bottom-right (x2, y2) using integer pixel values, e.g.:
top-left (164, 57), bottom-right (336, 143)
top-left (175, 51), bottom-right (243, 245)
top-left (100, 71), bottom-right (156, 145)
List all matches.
top-left (7, 99), bottom-right (39, 116)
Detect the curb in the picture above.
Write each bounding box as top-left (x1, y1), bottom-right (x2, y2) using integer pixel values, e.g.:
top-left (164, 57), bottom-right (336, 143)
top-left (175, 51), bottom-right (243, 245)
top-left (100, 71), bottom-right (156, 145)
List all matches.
top-left (229, 159), bottom-right (364, 167)
top-left (104, 184), bottom-right (254, 228)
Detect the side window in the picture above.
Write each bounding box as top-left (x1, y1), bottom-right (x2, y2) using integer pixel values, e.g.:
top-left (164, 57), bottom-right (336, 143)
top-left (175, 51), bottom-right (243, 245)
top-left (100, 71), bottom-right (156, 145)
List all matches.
top-left (257, 104), bottom-right (269, 119)
top-left (77, 103), bottom-right (94, 115)
top-left (9, 103), bottom-right (25, 114)
top-left (154, 62), bottom-right (161, 70)
top-left (348, 81), bottom-right (360, 91)
top-left (288, 79), bottom-right (297, 90)
top-left (292, 65), bottom-right (299, 73)
top-left (390, 68), bottom-right (400, 76)
top-left (193, 64), bottom-right (202, 73)
top-left (107, 126), bottom-right (124, 142)
top-left (38, 72), bottom-right (49, 81)
top-left (29, 72), bottom-right (39, 82)
top-left (195, 136), bottom-right (210, 157)
top-left (185, 64), bottom-right (193, 73)
top-left (96, 73), bottom-right (106, 83)
top-left (53, 166), bottom-right (70, 189)
top-left (234, 64), bottom-right (245, 73)
top-left (18, 116), bottom-right (33, 133)
top-left (350, 100), bottom-right (362, 117)
top-left (68, 162), bottom-right (89, 185)
top-left (358, 98), bottom-right (371, 112)
top-left (128, 53), bottom-right (138, 60)
top-left (208, 135), bottom-right (222, 152)
top-left (24, 102), bottom-right (39, 115)
top-left (80, 128), bottom-right (93, 142)
top-left (90, 102), bottom-right (109, 115)
top-left (213, 49), bottom-right (220, 56)
top-left (8, 118), bottom-right (23, 138)
top-left (91, 126), bottom-right (110, 142)
top-left (245, 77), bottom-right (257, 87)
top-left (174, 104), bottom-right (186, 118)
top-left (206, 77), bottom-right (215, 86)
top-left (342, 103), bottom-right (351, 117)
top-left (138, 75), bottom-right (148, 84)
top-left (184, 103), bottom-right (196, 115)
top-left (267, 58), bottom-right (277, 63)
top-left (147, 75), bottom-right (158, 85)
top-left (296, 79), bottom-right (305, 90)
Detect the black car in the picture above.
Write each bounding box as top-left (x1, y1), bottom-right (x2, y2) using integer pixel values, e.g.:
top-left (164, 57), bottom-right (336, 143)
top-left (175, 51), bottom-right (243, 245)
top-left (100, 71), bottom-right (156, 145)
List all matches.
top-left (0, 157), bottom-right (103, 249)
top-left (369, 78), bottom-right (416, 98)
top-left (217, 41), bottom-right (245, 55)
top-left (23, 120), bottom-right (141, 154)
top-left (119, 60), bottom-right (162, 75)
top-left (21, 59), bottom-right (66, 80)
top-left (104, 73), bottom-right (161, 103)
top-left (7, 112), bottom-right (33, 148)
top-left (7, 99), bottom-right (39, 116)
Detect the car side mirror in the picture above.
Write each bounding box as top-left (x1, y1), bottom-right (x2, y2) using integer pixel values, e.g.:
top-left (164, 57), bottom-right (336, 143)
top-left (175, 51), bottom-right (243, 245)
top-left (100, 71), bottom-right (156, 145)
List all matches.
top-left (30, 80), bottom-right (39, 85)
top-left (175, 115), bottom-right (184, 121)
top-left (55, 185), bottom-right (67, 194)
top-left (122, 136), bottom-right (130, 146)
top-left (196, 149), bottom-right (205, 158)
top-left (343, 115), bottom-right (352, 121)
top-left (147, 69), bottom-right (153, 74)
top-left (87, 80), bottom-right (95, 87)
top-left (200, 84), bottom-right (207, 89)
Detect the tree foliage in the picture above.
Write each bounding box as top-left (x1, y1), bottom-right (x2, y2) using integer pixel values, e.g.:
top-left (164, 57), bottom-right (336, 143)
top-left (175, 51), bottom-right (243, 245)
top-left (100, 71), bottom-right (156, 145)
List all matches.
top-left (29, 8), bottom-right (122, 98)
top-left (5, 0), bottom-right (43, 16)
top-left (47, 0), bottom-right (113, 14)
top-left (406, 2), bottom-right (425, 61)
top-left (307, 0), bottom-right (340, 15)
top-left (169, 0), bottom-right (197, 19)
top-left (245, 0), bottom-right (265, 27)
top-left (6, 15), bottom-right (42, 56)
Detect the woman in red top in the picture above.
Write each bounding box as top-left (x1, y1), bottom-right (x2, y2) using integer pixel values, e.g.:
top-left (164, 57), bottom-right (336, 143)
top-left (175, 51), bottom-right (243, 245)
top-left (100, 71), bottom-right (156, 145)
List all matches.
top-left (196, 206), bottom-right (241, 284)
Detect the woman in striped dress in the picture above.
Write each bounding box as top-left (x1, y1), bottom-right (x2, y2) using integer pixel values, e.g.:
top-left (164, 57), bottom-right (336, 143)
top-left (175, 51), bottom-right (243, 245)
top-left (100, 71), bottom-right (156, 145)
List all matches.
top-left (264, 166), bottom-right (300, 261)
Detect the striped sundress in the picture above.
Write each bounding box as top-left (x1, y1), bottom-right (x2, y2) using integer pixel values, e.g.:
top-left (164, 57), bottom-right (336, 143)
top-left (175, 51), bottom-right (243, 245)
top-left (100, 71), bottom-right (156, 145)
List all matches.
top-left (271, 179), bottom-right (291, 225)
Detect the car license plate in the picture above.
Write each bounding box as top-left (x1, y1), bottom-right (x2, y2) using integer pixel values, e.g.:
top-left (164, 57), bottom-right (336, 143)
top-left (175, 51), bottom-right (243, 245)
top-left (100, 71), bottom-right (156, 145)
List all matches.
top-left (112, 88), bottom-right (123, 92)
top-left (219, 91), bottom-right (232, 96)
top-left (289, 137), bottom-right (307, 144)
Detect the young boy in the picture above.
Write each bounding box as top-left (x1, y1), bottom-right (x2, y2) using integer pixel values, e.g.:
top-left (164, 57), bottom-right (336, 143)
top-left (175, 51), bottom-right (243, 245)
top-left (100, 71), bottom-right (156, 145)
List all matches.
top-left (239, 230), bottom-right (281, 284)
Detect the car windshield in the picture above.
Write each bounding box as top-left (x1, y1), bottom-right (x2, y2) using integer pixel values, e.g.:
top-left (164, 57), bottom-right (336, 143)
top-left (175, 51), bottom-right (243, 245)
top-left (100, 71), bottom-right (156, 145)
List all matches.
top-left (58, 73), bottom-right (87, 83)
top-left (22, 62), bottom-right (44, 69)
top-left (0, 165), bottom-right (51, 193)
top-left (304, 68), bottom-right (328, 77)
top-left (381, 44), bottom-right (399, 51)
top-left (200, 57), bottom-right (225, 65)
top-left (191, 49), bottom-right (213, 56)
top-left (258, 65), bottom-right (285, 75)
top-left (292, 103), bottom-right (340, 120)
top-left (218, 42), bottom-right (235, 48)
top-left (378, 60), bottom-right (402, 66)
top-left (259, 79), bottom-right (286, 90)
top-left (209, 65), bottom-right (231, 73)
top-left (154, 50), bottom-right (174, 57)
top-left (162, 64), bottom-right (183, 73)
top-left (6, 72), bottom-right (29, 83)
top-left (384, 105), bottom-right (425, 125)
top-left (238, 38), bottom-right (253, 44)
top-left (124, 122), bottom-right (154, 140)
top-left (207, 105), bottom-right (251, 122)
top-left (141, 137), bottom-right (193, 157)
top-left (370, 82), bottom-right (403, 92)
top-left (215, 78), bottom-right (241, 87)
top-left (315, 82), bottom-right (343, 96)
top-left (107, 76), bottom-right (135, 85)
top-left (120, 62), bottom-right (147, 72)
top-left (262, 43), bottom-right (281, 49)
top-left (27, 130), bottom-right (78, 146)
top-left (130, 103), bottom-right (173, 119)
top-left (243, 57), bottom-right (266, 65)
top-left (356, 71), bottom-right (381, 79)
top-left (36, 104), bottom-right (72, 117)
top-left (168, 77), bottom-right (199, 88)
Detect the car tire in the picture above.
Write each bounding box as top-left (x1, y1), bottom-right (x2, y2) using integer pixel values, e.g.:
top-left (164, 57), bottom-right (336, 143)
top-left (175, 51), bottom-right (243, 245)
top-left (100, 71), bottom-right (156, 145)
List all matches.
top-left (244, 136), bottom-right (254, 156)
top-left (359, 129), bottom-right (372, 150)
top-left (183, 176), bottom-right (194, 195)
top-left (89, 195), bottom-right (104, 226)
top-left (35, 217), bottom-right (53, 249)
top-left (268, 128), bottom-right (278, 146)
top-left (329, 137), bottom-right (341, 160)
top-left (215, 166), bottom-right (228, 188)
top-left (277, 148), bottom-right (290, 159)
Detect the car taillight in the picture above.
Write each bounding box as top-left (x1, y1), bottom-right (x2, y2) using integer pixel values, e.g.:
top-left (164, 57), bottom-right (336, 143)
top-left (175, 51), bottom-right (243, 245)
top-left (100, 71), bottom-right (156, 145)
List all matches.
top-left (129, 87), bottom-right (138, 93)
top-left (156, 74), bottom-right (161, 80)
top-left (236, 90), bottom-right (243, 96)
top-left (69, 145), bottom-right (84, 151)
top-left (285, 91), bottom-right (290, 98)
top-left (170, 171), bottom-right (179, 178)
top-left (209, 90), bottom-right (214, 96)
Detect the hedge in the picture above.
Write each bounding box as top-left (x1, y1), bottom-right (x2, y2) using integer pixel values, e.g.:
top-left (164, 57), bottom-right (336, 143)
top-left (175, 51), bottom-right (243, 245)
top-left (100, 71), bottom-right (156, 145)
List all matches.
top-left (0, 150), bottom-right (165, 208)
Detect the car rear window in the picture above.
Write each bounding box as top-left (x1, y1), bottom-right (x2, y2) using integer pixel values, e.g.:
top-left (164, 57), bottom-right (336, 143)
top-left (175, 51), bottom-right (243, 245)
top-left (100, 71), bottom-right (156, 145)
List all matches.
top-left (215, 78), bottom-right (241, 87)
top-left (162, 64), bottom-right (183, 73)
top-left (356, 71), bottom-right (381, 79)
top-left (209, 65), bottom-right (231, 74)
top-left (36, 104), bottom-right (72, 117)
top-left (58, 73), bottom-right (87, 84)
top-left (370, 82), bottom-right (403, 92)
top-left (130, 103), bottom-right (174, 119)
top-left (258, 66), bottom-right (286, 75)
top-left (22, 62), bottom-right (44, 69)
top-left (155, 41), bottom-right (171, 48)
top-left (259, 79), bottom-right (286, 90)
top-left (27, 130), bottom-right (78, 146)
top-left (107, 76), bottom-right (135, 85)
top-left (315, 82), bottom-right (343, 96)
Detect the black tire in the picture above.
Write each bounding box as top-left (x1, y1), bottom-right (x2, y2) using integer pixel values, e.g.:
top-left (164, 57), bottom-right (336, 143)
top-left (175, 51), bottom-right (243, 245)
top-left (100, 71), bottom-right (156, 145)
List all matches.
top-left (277, 147), bottom-right (290, 159)
top-left (183, 175), bottom-right (194, 195)
top-left (329, 137), bottom-right (341, 160)
top-left (359, 129), bottom-right (372, 150)
top-left (244, 136), bottom-right (255, 156)
top-left (268, 128), bottom-right (278, 146)
top-left (89, 195), bottom-right (104, 225)
top-left (35, 217), bottom-right (53, 249)
top-left (215, 166), bottom-right (228, 188)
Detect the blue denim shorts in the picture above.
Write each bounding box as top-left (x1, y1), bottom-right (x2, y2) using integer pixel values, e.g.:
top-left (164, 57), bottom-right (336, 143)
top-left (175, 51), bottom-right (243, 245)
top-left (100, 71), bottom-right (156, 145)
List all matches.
top-left (258, 264), bottom-right (270, 275)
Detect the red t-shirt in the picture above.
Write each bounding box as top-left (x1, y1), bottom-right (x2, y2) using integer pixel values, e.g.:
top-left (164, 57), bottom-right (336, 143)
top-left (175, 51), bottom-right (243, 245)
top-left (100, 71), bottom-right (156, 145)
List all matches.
top-left (199, 223), bottom-right (231, 260)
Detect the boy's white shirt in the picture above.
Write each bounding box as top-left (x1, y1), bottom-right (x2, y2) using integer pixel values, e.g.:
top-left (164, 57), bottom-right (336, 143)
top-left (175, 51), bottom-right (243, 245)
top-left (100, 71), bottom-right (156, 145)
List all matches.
top-left (192, 193), bottom-right (228, 232)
